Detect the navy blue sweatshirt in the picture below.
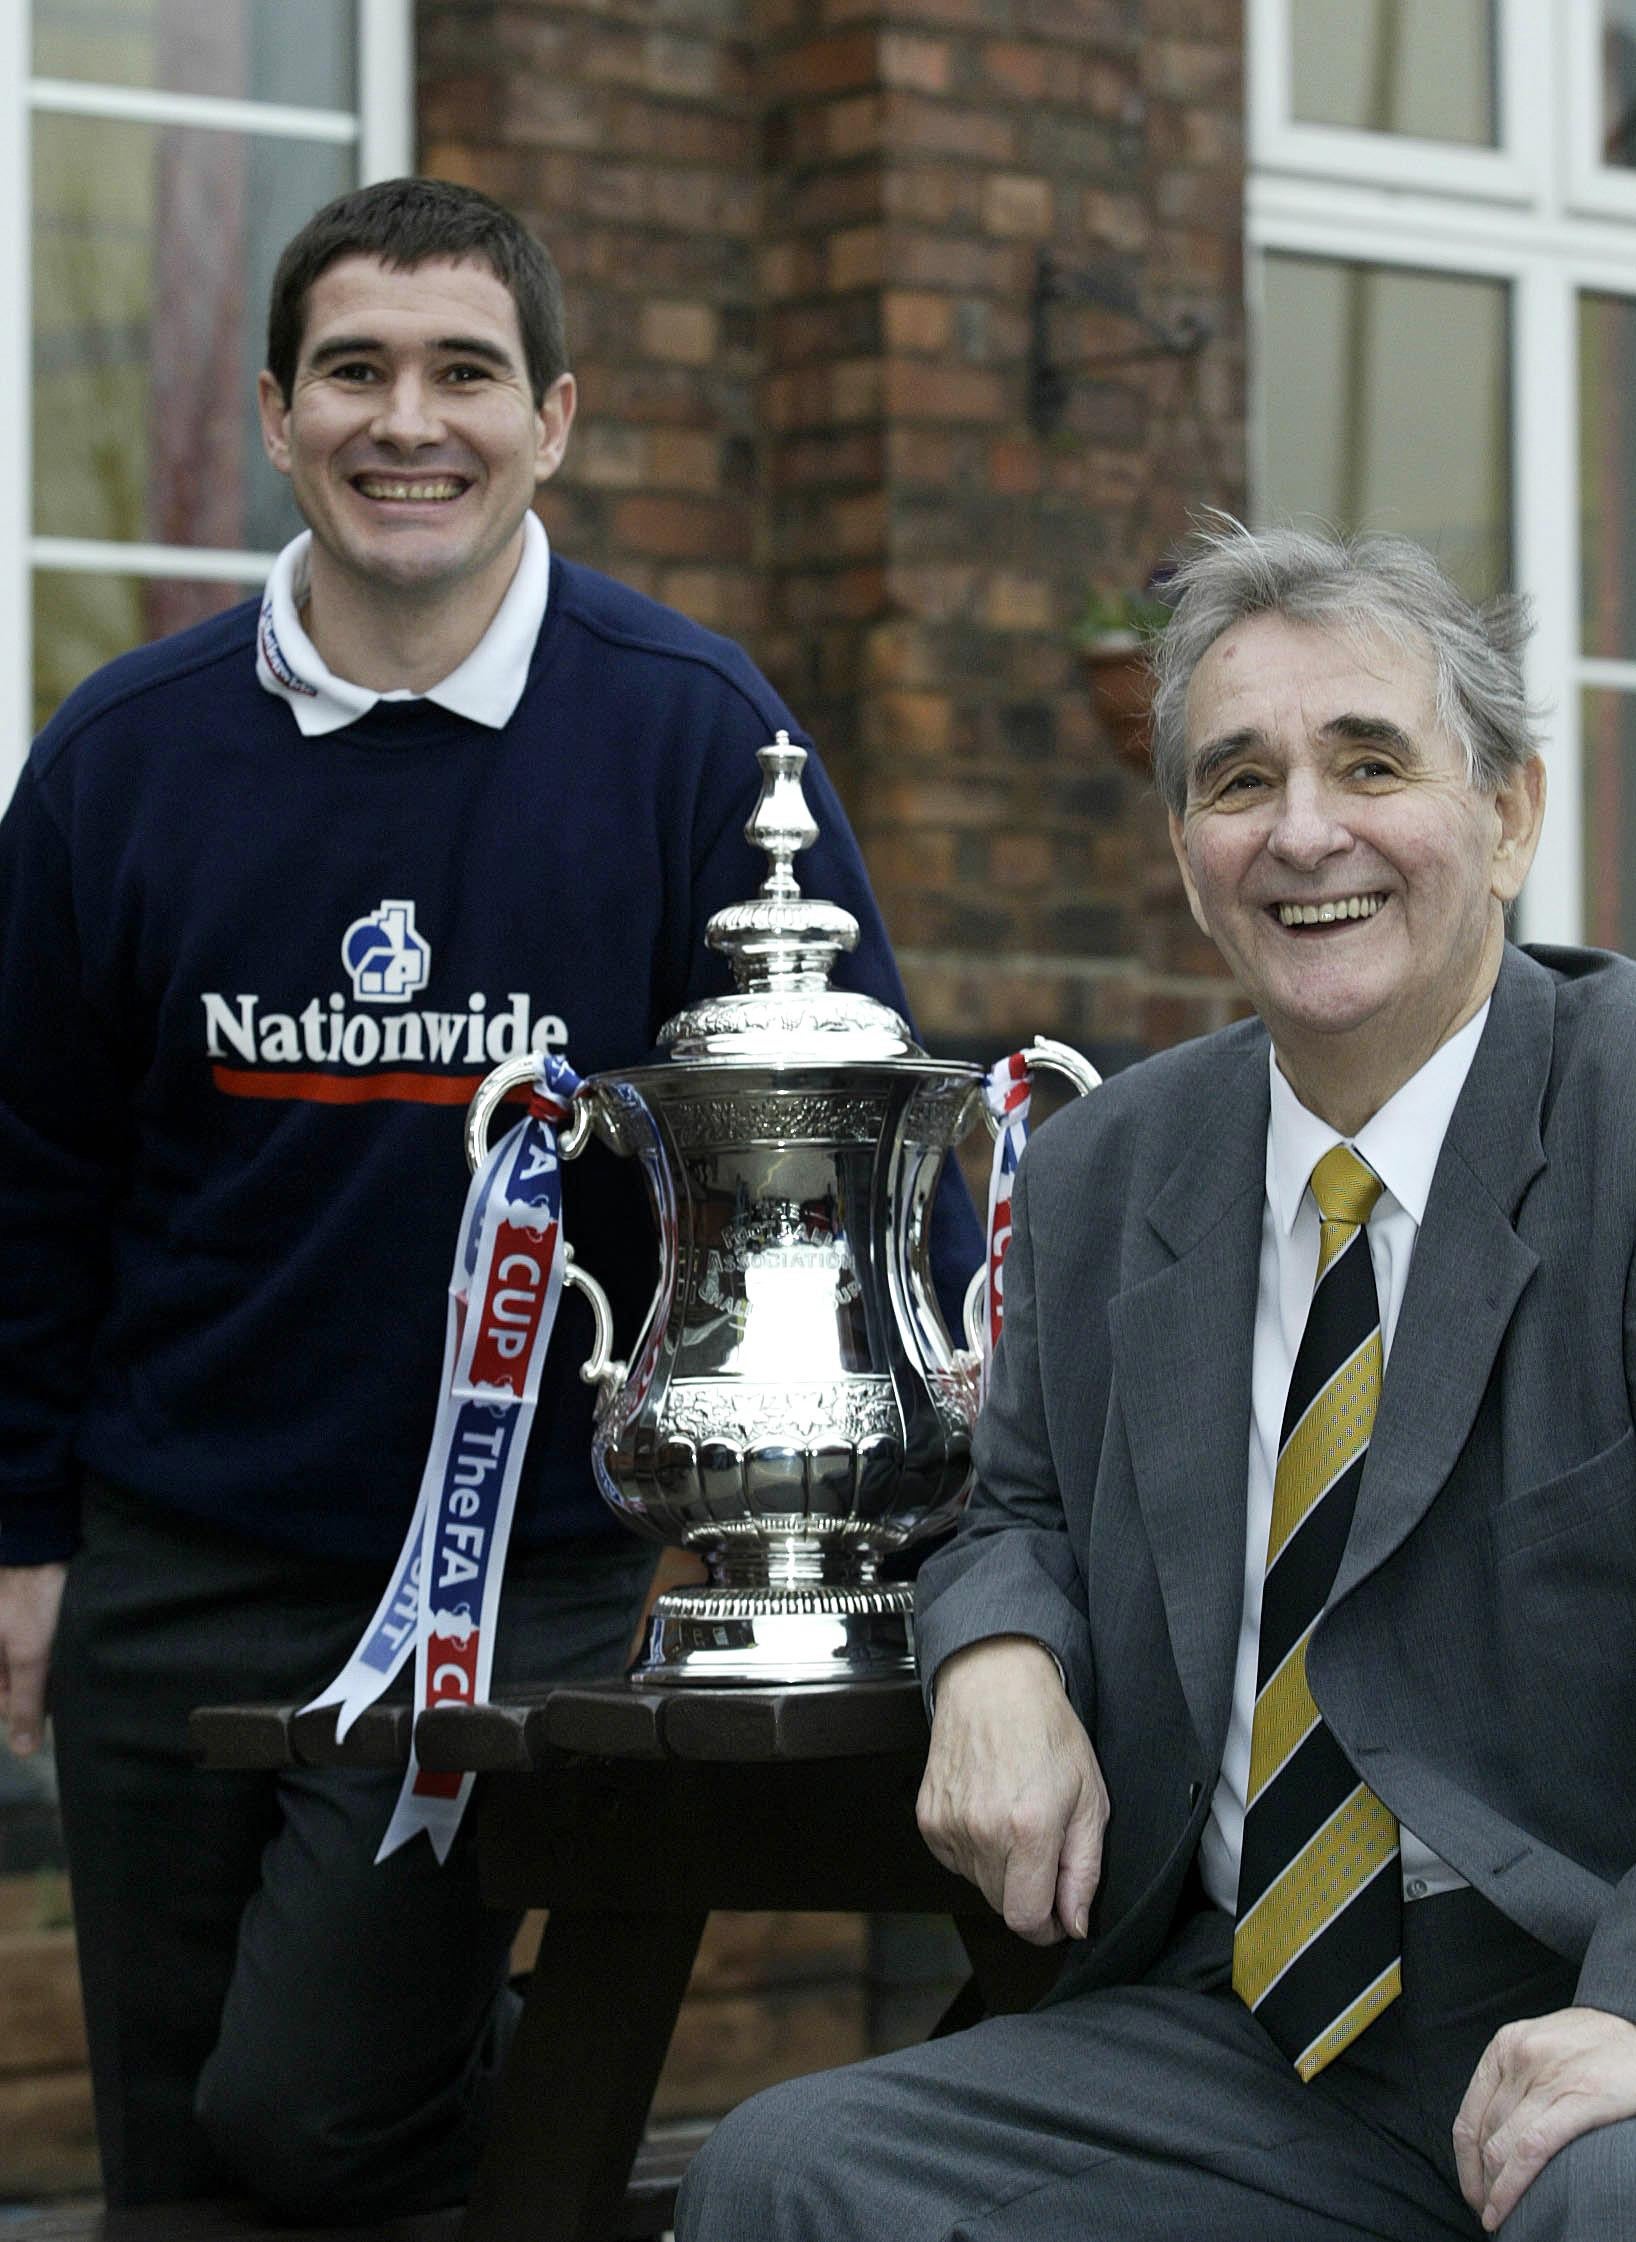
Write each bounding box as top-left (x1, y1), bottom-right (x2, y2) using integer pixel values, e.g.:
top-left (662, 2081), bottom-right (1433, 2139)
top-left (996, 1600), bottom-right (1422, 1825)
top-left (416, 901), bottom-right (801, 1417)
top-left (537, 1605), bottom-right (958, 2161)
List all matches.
top-left (0, 559), bottom-right (981, 1565)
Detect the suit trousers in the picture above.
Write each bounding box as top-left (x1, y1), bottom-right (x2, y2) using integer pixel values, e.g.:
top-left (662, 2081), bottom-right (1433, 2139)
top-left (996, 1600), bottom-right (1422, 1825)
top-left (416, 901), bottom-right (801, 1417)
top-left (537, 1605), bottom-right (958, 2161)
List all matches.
top-left (678, 1882), bottom-right (1636, 2242)
top-left (48, 1474), bottom-right (654, 2218)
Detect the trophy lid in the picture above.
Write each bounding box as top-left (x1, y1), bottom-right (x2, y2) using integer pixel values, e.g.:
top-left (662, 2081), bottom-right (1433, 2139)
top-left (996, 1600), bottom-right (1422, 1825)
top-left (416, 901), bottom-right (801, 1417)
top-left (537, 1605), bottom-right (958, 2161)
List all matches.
top-left (658, 735), bottom-right (924, 1062)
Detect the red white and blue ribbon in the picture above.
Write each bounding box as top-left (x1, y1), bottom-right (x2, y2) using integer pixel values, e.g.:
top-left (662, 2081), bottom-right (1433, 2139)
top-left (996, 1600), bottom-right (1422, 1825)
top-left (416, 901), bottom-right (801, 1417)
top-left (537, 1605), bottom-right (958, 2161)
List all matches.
top-left (304, 1054), bottom-right (583, 1863)
top-left (979, 1051), bottom-right (1033, 1398)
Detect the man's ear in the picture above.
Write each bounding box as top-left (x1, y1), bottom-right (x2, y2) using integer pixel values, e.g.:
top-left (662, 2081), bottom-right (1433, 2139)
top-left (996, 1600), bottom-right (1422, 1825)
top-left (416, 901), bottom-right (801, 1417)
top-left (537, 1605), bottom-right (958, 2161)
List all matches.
top-left (256, 370), bottom-right (293, 476)
top-left (534, 373), bottom-right (577, 488)
top-left (1168, 809), bottom-right (1212, 939)
top-left (1490, 754), bottom-right (1546, 906)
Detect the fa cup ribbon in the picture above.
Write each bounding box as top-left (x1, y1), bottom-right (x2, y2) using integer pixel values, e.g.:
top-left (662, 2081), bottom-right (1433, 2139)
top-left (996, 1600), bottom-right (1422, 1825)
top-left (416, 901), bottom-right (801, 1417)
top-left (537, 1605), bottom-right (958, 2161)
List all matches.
top-left (978, 1052), bottom-right (1033, 1400)
top-left (304, 1053), bottom-right (583, 1863)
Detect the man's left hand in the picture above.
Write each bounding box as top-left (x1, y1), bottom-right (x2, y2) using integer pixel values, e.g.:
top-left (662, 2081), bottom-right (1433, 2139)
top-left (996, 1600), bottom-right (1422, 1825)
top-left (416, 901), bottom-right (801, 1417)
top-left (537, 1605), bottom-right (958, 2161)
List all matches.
top-left (1453, 2005), bottom-right (1636, 2229)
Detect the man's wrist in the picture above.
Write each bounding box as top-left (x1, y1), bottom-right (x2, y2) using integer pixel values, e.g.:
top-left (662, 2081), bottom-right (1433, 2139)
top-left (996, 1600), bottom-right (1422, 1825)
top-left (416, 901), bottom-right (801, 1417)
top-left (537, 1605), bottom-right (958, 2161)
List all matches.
top-left (930, 1634), bottom-right (1067, 1712)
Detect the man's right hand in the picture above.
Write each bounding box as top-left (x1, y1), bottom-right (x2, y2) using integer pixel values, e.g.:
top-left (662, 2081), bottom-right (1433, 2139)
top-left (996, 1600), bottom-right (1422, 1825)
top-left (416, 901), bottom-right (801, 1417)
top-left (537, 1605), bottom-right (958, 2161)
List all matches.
top-left (916, 1634), bottom-right (1109, 1946)
top-left (0, 1563), bottom-right (67, 1756)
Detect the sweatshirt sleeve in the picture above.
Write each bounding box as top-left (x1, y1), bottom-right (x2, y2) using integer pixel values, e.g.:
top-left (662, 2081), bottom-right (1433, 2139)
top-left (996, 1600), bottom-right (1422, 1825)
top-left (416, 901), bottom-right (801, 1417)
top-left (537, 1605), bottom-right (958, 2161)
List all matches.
top-left (0, 759), bottom-right (128, 1562)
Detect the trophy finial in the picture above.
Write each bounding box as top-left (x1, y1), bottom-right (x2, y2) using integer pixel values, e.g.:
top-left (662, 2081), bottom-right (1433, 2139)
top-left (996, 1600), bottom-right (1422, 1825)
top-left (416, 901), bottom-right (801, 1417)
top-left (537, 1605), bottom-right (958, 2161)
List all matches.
top-left (746, 733), bottom-right (819, 903)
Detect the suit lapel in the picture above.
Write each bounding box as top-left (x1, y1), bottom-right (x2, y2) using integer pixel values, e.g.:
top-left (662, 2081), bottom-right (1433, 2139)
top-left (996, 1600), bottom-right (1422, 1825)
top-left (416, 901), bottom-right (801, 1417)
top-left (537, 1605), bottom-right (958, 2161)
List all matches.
top-left (1332, 945), bottom-right (1551, 1601)
top-left (1109, 1037), bottom-right (1269, 1758)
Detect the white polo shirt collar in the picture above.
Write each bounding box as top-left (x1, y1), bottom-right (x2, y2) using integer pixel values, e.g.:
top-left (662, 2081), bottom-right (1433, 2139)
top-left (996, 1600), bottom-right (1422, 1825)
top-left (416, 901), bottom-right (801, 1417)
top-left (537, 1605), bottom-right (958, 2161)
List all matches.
top-left (255, 510), bottom-right (550, 738)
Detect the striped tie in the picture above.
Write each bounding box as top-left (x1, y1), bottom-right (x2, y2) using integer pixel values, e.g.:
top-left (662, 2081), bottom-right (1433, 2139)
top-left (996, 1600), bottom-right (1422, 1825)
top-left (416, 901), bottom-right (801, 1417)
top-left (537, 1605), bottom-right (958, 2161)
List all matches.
top-left (1232, 1143), bottom-right (1401, 2082)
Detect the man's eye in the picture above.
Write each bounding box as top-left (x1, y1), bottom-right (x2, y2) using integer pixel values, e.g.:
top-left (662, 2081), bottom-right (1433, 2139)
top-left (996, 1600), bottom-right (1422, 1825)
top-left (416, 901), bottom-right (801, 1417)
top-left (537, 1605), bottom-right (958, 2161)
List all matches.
top-left (443, 363), bottom-right (491, 384)
top-left (330, 362), bottom-right (380, 383)
top-left (1219, 769), bottom-right (1266, 796)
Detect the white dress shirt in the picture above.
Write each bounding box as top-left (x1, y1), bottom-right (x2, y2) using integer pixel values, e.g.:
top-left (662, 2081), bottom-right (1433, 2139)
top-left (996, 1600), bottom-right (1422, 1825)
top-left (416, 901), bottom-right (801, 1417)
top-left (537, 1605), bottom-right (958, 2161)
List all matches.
top-left (1197, 1003), bottom-right (1491, 1915)
top-left (254, 509), bottom-right (551, 735)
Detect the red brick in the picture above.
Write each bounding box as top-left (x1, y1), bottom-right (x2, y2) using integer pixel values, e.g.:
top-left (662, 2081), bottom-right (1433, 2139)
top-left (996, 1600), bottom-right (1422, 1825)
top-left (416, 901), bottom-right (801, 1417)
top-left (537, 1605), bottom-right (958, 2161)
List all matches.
top-left (649, 429), bottom-right (726, 490)
top-left (981, 173), bottom-right (1054, 238)
top-left (980, 40), bottom-right (1051, 101)
top-left (887, 428), bottom-right (963, 486)
top-left (824, 91), bottom-right (888, 158)
top-left (764, 28), bottom-right (879, 98)
top-left (571, 425), bottom-right (651, 489)
top-left (883, 166), bottom-right (978, 227)
top-left (982, 573), bottom-right (1055, 631)
top-left (882, 361), bottom-right (1006, 423)
top-left (861, 690), bottom-right (954, 758)
top-left (659, 568), bottom-right (770, 633)
top-left (641, 300), bottom-right (721, 364)
top-left (612, 496), bottom-right (753, 559)
top-left (987, 438), bottom-right (1043, 496)
top-left (828, 225), bottom-right (886, 290)
top-left (758, 240), bottom-right (827, 300)
top-left (506, 80), bottom-right (605, 149)
top-left (880, 31), bottom-right (953, 95)
top-left (885, 92), bottom-right (1017, 164)
top-left (824, 0), bottom-right (982, 22)
top-left (882, 291), bottom-right (954, 354)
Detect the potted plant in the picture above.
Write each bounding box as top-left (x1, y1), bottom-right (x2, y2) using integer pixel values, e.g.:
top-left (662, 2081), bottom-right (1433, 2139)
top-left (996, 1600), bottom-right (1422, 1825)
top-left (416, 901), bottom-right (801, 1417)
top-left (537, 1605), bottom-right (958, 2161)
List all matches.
top-left (1070, 582), bottom-right (1172, 769)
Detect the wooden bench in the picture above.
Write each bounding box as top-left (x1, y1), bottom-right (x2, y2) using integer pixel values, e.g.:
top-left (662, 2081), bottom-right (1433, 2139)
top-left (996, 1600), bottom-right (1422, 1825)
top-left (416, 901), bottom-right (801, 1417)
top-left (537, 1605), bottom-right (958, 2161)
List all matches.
top-left (192, 1679), bottom-right (1060, 2242)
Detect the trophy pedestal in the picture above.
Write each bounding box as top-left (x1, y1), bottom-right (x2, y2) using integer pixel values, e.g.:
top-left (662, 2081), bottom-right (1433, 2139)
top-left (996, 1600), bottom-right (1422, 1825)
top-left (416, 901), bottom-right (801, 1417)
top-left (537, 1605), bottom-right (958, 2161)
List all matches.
top-left (632, 1582), bottom-right (916, 1686)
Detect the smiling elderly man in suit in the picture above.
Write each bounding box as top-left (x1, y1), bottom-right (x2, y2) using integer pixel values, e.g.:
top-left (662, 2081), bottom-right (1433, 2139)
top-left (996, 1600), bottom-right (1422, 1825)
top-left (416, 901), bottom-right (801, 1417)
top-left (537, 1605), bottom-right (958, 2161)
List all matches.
top-left (677, 525), bottom-right (1636, 2242)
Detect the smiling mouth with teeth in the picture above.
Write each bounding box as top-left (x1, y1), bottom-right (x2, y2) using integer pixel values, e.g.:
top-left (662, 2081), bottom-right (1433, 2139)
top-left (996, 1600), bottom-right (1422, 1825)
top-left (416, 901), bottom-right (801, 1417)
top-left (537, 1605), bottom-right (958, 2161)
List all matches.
top-left (1274, 895), bottom-right (1385, 928)
top-left (352, 476), bottom-right (468, 502)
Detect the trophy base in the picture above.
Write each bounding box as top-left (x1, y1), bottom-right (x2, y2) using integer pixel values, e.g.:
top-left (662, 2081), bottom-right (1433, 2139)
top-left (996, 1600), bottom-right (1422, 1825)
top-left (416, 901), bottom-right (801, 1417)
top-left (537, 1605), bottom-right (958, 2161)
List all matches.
top-left (631, 1583), bottom-right (915, 1686)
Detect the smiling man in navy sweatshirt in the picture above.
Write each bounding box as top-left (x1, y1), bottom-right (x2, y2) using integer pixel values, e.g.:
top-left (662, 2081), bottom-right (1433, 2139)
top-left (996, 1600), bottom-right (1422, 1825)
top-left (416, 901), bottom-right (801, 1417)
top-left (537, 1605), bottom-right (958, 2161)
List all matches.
top-left (0, 177), bottom-right (979, 2219)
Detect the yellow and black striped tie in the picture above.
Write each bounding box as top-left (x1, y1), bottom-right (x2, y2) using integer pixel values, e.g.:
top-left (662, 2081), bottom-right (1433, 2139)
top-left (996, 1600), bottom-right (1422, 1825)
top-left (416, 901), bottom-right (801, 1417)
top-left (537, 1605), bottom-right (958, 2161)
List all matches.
top-left (1232, 1143), bottom-right (1401, 2082)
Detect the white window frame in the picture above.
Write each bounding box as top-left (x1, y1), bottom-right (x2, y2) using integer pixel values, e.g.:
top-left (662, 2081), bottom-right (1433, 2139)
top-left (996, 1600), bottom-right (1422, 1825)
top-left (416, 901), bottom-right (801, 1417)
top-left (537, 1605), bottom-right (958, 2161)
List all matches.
top-left (1249, 6), bottom-right (1636, 949)
top-left (1566, 1), bottom-right (1636, 218)
top-left (1248, 0), bottom-right (1550, 207)
top-left (1, 0), bottom-right (414, 788)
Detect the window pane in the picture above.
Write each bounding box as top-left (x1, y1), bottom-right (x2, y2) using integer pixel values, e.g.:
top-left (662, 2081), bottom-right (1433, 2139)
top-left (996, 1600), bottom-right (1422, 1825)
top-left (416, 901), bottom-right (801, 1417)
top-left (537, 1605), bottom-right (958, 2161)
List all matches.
top-left (1579, 294), bottom-right (1636, 658)
top-left (33, 0), bottom-right (357, 113)
top-left (34, 569), bottom-right (264, 733)
top-left (1582, 690), bottom-right (1636, 955)
top-left (1257, 256), bottom-right (1511, 601)
top-left (33, 111), bottom-right (351, 552)
top-left (1291, 0), bottom-right (1497, 147)
top-left (1606, 2), bottom-right (1636, 168)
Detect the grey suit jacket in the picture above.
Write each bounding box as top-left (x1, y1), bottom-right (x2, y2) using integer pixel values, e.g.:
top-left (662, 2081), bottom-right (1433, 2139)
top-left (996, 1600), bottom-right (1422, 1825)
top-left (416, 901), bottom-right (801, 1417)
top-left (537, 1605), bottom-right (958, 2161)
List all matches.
top-left (916, 941), bottom-right (1636, 2019)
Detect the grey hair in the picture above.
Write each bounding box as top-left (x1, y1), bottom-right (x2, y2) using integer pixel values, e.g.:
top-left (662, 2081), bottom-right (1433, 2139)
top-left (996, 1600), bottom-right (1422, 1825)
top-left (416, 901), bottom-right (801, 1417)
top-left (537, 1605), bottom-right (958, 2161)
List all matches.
top-left (1148, 521), bottom-right (1541, 817)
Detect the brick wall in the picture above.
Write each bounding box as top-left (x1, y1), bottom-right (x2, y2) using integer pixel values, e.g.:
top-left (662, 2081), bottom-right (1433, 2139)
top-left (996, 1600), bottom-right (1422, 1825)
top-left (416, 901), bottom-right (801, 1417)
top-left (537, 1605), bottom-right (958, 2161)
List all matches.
top-left (419, 0), bottom-right (1249, 1068)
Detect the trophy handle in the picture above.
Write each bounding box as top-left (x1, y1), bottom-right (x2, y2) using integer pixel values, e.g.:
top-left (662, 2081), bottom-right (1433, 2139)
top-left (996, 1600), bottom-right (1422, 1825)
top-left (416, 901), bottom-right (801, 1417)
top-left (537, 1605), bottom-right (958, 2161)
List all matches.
top-left (976, 1036), bottom-right (1103, 1140)
top-left (562, 1246), bottom-right (627, 1403)
top-left (464, 1053), bottom-right (594, 1174)
top-left (960, 1265), bottom-right (986, 1357)
top-left (461, 1059), bottom-right (627, 1401)
top-left (959, 1036), bottom-right (1102, 1367)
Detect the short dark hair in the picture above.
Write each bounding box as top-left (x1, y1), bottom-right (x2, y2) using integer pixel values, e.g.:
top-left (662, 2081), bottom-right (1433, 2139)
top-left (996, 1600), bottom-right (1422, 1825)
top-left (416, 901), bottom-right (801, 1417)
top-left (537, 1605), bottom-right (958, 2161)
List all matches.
top-left (264, 176), bottom-right (569, 407)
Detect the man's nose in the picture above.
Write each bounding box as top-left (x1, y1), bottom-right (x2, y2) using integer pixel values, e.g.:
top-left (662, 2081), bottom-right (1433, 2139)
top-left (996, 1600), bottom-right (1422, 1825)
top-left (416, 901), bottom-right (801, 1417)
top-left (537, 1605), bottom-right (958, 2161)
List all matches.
top-left (370, 372), bottom-right (443, 446)
top-left (1267, 776), bottom-right (1351, 866)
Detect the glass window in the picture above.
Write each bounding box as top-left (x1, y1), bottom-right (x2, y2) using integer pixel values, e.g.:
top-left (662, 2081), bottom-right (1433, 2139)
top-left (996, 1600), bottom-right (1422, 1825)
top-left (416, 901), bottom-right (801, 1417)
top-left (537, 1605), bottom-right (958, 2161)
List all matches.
top-left (33, 0), bottom-right (356, 112)
top-left (1579, 292), bottom-right (1636, 658)
top-left (1257, 255), bottom-right (1511, 600)
top-left (1606, 1), bottom-right (1636, 169)
top-left (1290, 0), bottom-right (1497, 147)
top-left (1581, 690), bottom-right (1636, 952)
top-left (33, 112), bottom-right (347, 554)
top-left (33, 568), bottom-right (263, 733)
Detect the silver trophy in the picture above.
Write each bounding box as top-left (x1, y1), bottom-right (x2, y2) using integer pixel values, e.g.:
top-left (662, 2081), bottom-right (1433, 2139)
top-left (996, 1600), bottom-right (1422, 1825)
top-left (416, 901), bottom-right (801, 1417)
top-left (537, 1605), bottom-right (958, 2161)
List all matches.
top-left (466, 735), bottom-right (1098, 1682)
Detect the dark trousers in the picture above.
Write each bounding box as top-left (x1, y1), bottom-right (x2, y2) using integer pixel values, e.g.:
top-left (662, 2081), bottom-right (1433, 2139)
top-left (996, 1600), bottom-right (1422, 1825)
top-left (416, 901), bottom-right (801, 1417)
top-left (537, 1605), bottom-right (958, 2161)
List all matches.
top-left (679, 1882), bottom-right (1636, 2241)
top-left (49, 1475), bottom-right (654, 2218)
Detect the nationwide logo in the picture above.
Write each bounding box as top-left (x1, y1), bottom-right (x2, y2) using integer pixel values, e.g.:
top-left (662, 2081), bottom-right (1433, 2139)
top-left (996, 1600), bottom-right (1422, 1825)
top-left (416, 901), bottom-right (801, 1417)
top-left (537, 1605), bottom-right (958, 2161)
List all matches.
top-left (202, 898), bottom-right (565, 1106)
top-left (344, 899), bottom-right (430, 1001)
